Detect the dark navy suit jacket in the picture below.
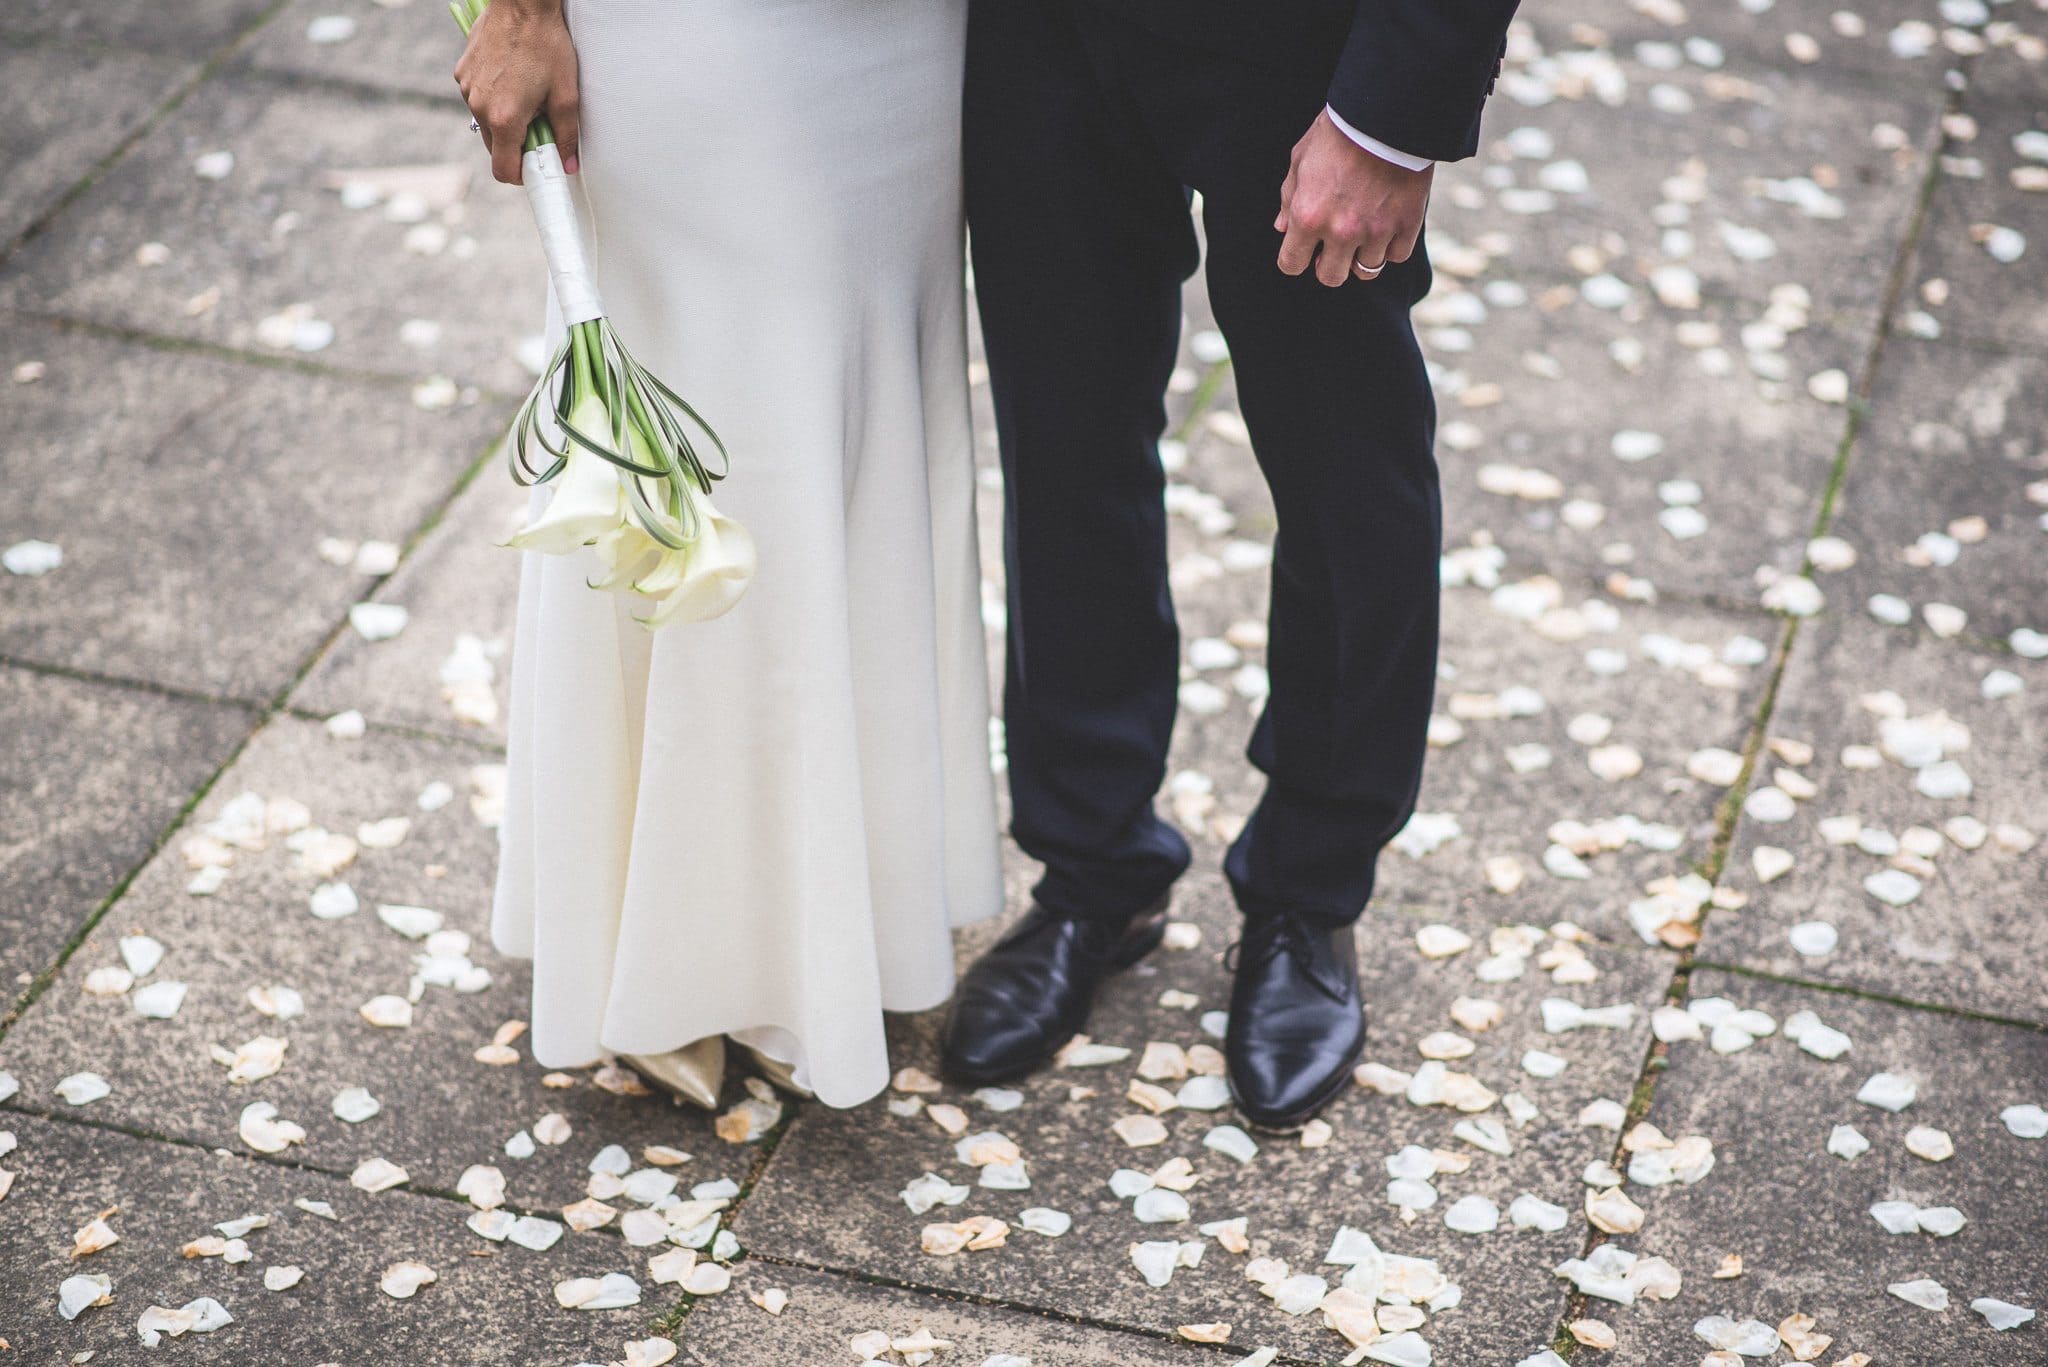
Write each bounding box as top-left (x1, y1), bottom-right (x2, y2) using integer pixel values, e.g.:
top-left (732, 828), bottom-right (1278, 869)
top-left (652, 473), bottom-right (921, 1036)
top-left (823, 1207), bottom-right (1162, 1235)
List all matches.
top-left (1074, 0), bottom-right (1521, 162)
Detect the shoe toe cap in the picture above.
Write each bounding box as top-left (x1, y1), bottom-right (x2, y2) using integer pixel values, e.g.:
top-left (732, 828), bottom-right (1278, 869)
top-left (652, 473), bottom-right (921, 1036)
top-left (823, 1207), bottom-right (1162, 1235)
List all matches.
top-left (941, 1000), bottom-right (1059, 1084)
top-left (1227, 1023), bottom-right (1366, 1128)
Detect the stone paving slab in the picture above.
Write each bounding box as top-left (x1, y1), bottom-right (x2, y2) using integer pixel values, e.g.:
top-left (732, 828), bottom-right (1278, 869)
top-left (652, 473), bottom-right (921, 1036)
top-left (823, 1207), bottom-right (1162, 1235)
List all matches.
top-left (0, 74), bottom-right (544, 394)
top-left (1966, 23), bottom-right (2048, 108)
top-left (0, 322), bottom-right (503, 700)
top-left (1165, 582), bottom-right (1777, 951)
top-left (0, 0), bottom-right (278, 59)
top-left (1432, 51), bottom-right (1942, 329)
top-left (241, 0), bottom-right (468, 102)
top-left (1592, 968), bottom-right (2047, 1366)
top-left (1700, 610), bottom-right (2048, 1024)
top-left (735, 869), bottom-right (1676, 1365)
top-left (1905, 67), bottom-right (2048, 357)
top-left (0, 43), bottom-right (198, 250)
top-left (0, 666), bottom-right (253, 1006)
top-left (0, 714), bottom-right (752, 1214)
top-left (1546, 0), bottom-right (1981, 91)
top-left (1821, 335), bottom-right (2048, 642)
top-left (1424, 291), bottom-right (1856, 608)
top-left (0, 1113), bottom-right (661, 1366)
top-left (678, 1262), bottom-right (1226, 1367)
top-left (1385, 590), bottom-right (1773, 946)
top-left (293, 467), bottom-right (523, 747)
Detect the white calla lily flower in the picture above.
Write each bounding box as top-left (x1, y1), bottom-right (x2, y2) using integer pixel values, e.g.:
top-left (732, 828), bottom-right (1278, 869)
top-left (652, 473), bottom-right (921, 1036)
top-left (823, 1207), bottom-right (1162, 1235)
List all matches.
top-left (632, 497), bottom-right (756, 627)
top-left (500, 399), bottom-right (626, 554)
top-left (585, 518), bottom-right (663, 593)
top-left (453, 0), bottom-right (752, 630)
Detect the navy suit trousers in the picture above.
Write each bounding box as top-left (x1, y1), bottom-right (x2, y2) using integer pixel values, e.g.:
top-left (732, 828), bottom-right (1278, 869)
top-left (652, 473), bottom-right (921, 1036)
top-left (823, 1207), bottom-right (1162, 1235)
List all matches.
top-left (966, 0), bottom-right (1443, 931)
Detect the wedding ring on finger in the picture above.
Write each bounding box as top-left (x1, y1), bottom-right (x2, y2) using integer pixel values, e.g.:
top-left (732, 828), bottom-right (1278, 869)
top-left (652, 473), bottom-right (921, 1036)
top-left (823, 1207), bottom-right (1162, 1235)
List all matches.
top-left (1352, 255), bottom-right (1386, 279)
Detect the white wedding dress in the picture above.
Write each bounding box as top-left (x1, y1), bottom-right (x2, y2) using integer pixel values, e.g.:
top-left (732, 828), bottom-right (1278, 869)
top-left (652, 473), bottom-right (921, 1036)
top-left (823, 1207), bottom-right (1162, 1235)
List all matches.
top-left (491, 0), bottom-right (1003, 1108)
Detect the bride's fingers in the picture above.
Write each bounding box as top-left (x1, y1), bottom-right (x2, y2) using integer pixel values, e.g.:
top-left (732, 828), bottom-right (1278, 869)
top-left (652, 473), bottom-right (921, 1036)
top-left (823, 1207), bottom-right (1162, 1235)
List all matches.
top-left (484, 100), bottom-right (530, 184)
top-left (551, 82), bottom-right (582, 175)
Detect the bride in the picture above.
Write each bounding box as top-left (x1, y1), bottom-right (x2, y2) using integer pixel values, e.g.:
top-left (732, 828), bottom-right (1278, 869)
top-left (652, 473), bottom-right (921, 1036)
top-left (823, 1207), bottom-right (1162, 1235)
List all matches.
top-left (456, 0), bottom-right (1003, 1109)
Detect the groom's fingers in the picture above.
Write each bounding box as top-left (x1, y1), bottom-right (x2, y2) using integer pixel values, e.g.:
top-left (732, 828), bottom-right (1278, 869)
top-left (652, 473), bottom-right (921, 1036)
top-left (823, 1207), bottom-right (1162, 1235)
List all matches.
top-left (1314, 230), bottom-right (1365, 287)
top-left (1276, 219), bottom-right (1319, 277)
top-left (1349, 230), bottom-right (1397, 285)
top-left (1386, 213), bottom-right (1423, 265)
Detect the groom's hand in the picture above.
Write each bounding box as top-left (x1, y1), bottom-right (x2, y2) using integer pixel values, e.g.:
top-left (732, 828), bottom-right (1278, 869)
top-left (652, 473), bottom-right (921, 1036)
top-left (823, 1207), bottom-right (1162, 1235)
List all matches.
top-left (1275, 110), bottom-right (1433, 287)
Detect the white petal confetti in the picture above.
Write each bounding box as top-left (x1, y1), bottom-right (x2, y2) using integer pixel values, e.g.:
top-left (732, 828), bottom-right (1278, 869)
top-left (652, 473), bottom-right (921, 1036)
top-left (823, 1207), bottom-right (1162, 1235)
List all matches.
top-left (309, 882), bottom-right (359, 919)
top-left (1888, 1277), bottom-right (1949, 1311)
top-left (2000, 1104), bottom-right (2047, 1138)
top-left (1972, 1297), bottom-right (2036, 1331)
top-left (1204, 1125), bottom-right (1259, 1164)
top-left (379, 1262), bottom-right (437, 1299)
top-left (1787, 921), bottom-right (1838, 957)
top-left (59, 1273), bottom-right (112, 1320)
top-left (349, 603), bottom-right (410, 641)
top-left (1856, 1072), bottom-right (1917, 1111)
top-left (351, 1157), bottom-right (409, 1192)
top-left (55, 1072), bottom-right (111, 1105)
top-left (1694, 1315), bottom-right (1780, 1356)
top-left (132, 981), bottom-right (188, 1019)
top-left (238, 1101), bottom-right (306, 1153)
top-left (2, 539), bottom-right (63, 576)
top-left (1508, 1195), bottom-right (1569, 1232)
top-left (1444, 1195), bottom-right (1500, 1234)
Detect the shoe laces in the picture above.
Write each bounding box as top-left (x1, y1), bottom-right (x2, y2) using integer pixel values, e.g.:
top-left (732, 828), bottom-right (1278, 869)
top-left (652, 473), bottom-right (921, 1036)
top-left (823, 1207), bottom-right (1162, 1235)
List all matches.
top-left (1224, 908), bottom-right (1349, 1002)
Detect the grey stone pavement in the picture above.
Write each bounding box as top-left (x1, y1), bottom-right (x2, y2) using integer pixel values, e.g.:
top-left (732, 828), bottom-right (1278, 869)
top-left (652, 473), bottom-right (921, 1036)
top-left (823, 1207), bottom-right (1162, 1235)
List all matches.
top-left (1, 1), bottom-right (2044, 1364)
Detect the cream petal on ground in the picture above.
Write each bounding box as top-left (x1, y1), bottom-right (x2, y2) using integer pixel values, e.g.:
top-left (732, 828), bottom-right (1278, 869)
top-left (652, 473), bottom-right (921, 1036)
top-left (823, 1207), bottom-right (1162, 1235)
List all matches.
top-left (492, 0), bottom-right (1003, 1110)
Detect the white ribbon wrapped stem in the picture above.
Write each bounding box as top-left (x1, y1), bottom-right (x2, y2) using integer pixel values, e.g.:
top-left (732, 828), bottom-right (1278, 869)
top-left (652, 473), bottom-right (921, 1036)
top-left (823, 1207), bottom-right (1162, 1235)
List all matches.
top-left (521, 143), bottom-right (605, 326)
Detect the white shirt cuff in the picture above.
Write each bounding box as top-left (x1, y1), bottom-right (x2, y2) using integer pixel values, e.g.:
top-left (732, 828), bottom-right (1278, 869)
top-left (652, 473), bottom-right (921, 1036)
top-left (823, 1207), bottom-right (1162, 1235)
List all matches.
top-left (1324, 105), bottom-right (1434, 172)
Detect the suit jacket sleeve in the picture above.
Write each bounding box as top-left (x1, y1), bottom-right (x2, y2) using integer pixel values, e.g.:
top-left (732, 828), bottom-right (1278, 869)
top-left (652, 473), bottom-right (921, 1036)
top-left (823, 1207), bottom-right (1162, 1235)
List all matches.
top-left (1325, 0), bottom-right (1523, 164)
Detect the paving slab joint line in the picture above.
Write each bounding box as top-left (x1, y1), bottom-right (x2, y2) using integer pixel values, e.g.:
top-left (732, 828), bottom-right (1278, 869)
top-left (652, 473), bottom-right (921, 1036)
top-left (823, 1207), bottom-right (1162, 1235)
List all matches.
top-left (0, 1091), bottom-right (771, 1351)
top-left (0, 1097), bottom-right (534, 1214)
top-left (1799, 74), bottom-right (1962, 545)
top-left (1539, 64), bottom-right (1968, 1358)
top-left (4, 308), bottom-right (526, 406)
top-left (274, 703), bottom-right (511, 756)
top-left (636, 1085), bottom-right (802, 1338)
top-left (0, 432), bottom-right (503, 1040)
top-left (0, 0), bottom-right (297, 267)
top-left (0, 650), bottom-right (265, 714)
top-left (0, 737), bottom-right (250, 1036)
top-left (731, 1251), bottom-right (1316, 1365)
top-left (1687, 960), bottom-right (2048, 1033)
top-left (228, 60), bottom-right (471, 119)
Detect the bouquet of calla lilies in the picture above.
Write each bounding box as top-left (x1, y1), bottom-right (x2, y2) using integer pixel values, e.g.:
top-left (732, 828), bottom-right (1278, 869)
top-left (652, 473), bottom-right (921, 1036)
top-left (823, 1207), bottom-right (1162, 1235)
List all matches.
top-left (452, 0), bottom-right (753, 628)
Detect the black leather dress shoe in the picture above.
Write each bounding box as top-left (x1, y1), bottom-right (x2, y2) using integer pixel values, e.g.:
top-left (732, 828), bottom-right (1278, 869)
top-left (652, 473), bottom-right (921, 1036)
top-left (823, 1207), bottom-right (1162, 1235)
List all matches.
top-left (1224, 911), bottom-right (1366, 1132)
top-left (940, 896), bottom-right (1169, 1087)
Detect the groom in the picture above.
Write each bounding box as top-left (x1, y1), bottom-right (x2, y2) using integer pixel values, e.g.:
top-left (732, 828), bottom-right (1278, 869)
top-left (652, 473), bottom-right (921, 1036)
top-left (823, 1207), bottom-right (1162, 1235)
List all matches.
top-left (941, 0), bottom-right (1521, 1129)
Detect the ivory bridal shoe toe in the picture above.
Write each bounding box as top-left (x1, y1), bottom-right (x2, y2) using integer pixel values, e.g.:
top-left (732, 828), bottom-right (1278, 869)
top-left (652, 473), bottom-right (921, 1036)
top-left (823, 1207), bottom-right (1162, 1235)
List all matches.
top-left (620, 1036), bottom-right (727, 1110)
top-left (734, 1041), bottom-right (813, 1099)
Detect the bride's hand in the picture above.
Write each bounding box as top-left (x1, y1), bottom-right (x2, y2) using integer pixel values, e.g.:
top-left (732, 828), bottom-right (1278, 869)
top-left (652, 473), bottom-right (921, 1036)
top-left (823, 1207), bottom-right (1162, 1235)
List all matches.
top-left (454, 0), bottom-right (581, 185)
